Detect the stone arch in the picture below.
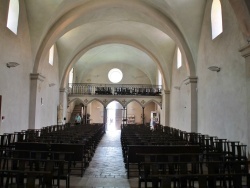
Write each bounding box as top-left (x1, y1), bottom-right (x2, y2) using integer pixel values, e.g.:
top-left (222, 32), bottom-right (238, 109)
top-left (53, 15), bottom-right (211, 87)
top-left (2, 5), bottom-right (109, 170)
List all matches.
top-left (84, 98), bottom-right (105, 107)
top-left (33, 0), bottom-right (196, 85)
top-left (125, 99), bottom-right (143, 108)
top-left (68, 97), bottom-right (84, 105)
top-left (145, 99), bottom-right (162, 109)
top-left (61, 38), bottom-right (168, 89)
top-left (229, 0), bottom-right (250, 40)
top-left (106, 99), bottom-right (124, 108)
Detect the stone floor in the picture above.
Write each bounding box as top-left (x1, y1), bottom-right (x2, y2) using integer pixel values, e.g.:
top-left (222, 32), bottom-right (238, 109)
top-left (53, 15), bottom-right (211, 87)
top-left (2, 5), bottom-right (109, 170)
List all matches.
top-left (64, 130), bottom-right (139, 188)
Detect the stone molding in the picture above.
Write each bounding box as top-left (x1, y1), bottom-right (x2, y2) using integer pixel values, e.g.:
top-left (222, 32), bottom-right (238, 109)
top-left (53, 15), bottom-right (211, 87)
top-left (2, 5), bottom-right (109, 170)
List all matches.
top-left (68, 95), bottom-right (162, 108)
top-left (239, 44), bottom-right (250, 58)
top-left (184, 76), bottom-right (198, 85)
top-left (30, 73), bottom-right (45, 82)
top-left (163, 90), bottom-right (170, 94)
top-left (60, 88), bottom-right (68, 93)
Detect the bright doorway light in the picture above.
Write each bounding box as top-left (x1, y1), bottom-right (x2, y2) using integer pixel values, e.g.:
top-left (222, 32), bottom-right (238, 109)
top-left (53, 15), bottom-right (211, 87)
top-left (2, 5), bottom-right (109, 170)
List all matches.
top-left (107, 101), bottom-right (123, 131)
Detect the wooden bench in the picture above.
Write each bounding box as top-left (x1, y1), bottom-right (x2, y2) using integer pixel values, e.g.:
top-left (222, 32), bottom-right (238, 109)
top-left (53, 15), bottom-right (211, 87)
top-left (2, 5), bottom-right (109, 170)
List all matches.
top-left (138, 160), bottom-right (250, 188)
top-left (50, 143), bottom-right (87, 177)
top-left (125, 145), bottom-right (201, 178)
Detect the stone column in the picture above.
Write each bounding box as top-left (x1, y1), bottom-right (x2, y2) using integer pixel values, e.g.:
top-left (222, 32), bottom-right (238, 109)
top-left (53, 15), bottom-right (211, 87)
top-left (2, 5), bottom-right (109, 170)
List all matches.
top-left (29, 73), bottom-right (45, 129)
top-left (184, 76), bottom-right (198, 132)
top-left (85, 105), bottom-right (88, 124)
top-left (122, 106), bottom-right (126, 126)
top-left (142, 107), bottom-right (145, 125)
top-left (161, 90), bottom-right (170, 126)
top-left (59, 88), bottom-right (68, 124)
top-left (239, 44), bottom-right (250, 157)
top-left (103, 106), bottom-right (107, 132)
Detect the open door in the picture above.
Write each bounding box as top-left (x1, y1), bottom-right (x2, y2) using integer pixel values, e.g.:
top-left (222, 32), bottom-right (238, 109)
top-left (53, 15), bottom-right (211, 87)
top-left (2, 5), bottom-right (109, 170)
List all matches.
top-left (150, 111), bottom-right (159, 130)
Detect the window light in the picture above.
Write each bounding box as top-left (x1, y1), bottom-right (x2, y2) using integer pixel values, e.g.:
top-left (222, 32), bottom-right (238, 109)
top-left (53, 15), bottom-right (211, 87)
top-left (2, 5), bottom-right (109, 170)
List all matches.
top-left (108, 68), bottom-right (123, 83)
top-left (177, 48), bottom-right (182, 69)
top-left (49, 45), bottom-right (54, 66)
top-left (211, 0), bottom-right (223, 39)
top-left (69, 68), bottom-right (74, 87)
top-left (7, 0), bottom-right (19, 34)
top-left (158, 70), bottom-right (162, 86)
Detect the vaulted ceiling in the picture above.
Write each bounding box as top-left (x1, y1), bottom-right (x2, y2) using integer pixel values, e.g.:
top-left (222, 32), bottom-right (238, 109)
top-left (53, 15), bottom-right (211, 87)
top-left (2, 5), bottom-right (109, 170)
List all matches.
top-left (24, 0), bottom-right (206, 89)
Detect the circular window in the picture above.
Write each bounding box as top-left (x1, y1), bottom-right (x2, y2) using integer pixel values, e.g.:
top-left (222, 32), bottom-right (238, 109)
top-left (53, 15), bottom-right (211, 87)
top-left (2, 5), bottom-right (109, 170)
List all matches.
top-left (108, 68), bottom-right (123, 83)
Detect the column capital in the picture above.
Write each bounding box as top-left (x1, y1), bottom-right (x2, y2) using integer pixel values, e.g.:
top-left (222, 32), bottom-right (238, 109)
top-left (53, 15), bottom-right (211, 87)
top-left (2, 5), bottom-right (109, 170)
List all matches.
top-left (60, 88), bottom-right (68, 93)
top-left (30, 73), bottom-right (45, 82)
top-left (163, 90), bottom-right (170, 94)
top-left (184, 76), bottom-right (198, 85)
top-left (239, 44), bottom-right (250, 58)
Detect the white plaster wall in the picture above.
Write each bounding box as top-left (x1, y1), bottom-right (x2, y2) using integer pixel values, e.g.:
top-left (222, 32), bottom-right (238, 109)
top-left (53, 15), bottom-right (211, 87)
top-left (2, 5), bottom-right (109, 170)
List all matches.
top-left (197, 1), bottom-right (247, 145)
top-left (0, 0), bottom-right (33, 134)
top-left (90, 101), bottom-right (104, 124)
top-left (81, 63), bottom-right (151, 85)
top-left (170, 50), bottom-right (191, 132)
top-left (145, 102), bottom-right (157, 125)
top-left (127, 102), bottom-right (143, 124)
top-left (66, 101), bottom-right (75, 123)
top-left (38, 46), bottom-right (60, 128)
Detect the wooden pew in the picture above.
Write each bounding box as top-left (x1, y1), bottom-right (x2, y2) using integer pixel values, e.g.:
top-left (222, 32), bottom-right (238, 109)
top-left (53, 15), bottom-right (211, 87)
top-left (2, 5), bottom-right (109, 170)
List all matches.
top-left (125, 145), bottom-right (201, 178)
top-left (138, 160), bottom-right (250, 188)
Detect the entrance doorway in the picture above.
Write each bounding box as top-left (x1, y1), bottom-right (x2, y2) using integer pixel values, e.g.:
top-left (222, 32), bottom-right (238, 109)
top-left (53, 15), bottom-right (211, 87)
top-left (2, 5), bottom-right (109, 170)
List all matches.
top-left (107, 101), bottom-right (123, 131)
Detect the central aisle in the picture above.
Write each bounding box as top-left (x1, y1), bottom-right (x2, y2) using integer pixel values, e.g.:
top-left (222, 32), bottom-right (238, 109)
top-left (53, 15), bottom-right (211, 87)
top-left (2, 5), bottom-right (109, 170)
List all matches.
top-left (69, 130), bottom-right (138, 188)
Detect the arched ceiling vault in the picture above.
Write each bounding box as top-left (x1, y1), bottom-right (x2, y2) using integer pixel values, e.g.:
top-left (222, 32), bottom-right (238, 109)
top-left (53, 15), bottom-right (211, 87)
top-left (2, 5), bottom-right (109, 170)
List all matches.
top-left (60, 36), bottom-right (172, 90)
top-left (25, 0), bottom-right (207, 90)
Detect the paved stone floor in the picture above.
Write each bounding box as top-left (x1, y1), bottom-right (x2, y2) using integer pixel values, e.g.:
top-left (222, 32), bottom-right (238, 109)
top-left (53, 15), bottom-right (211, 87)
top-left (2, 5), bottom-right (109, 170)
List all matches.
top-left (64, 130), bottom-right (139, 188)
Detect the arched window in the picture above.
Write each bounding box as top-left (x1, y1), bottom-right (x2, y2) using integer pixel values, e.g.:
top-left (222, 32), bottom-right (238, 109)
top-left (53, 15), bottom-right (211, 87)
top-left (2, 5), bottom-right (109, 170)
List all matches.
top-left (157, 70), bottom-right (162, 86)
top-left (177, 48), bottom-right (182, 69)
top-left (69, 68), bottom-right (74, 88)
top-left (49, 45), bottom-right (54, 66)
top-left (211, 0), bottom-right (223, 39)
top-left (7, 0), bottom-right (19, 34)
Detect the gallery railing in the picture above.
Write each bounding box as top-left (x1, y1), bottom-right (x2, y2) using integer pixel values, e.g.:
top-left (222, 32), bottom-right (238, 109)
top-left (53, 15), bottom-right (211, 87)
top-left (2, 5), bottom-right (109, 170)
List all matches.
top-left (68, 83), bottom-right (162, 96)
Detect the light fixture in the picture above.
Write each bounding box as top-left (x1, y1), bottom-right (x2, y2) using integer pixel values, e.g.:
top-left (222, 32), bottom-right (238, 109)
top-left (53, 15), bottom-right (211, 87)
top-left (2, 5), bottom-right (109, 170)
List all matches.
top-left (208, 66), bottom-right (221, 72)
top-left (6, 62), bottom-right (19, 68)
top-left (49, 83), bottom-right (55, 87)
top-left (173, 78), bottom-right (189, 90)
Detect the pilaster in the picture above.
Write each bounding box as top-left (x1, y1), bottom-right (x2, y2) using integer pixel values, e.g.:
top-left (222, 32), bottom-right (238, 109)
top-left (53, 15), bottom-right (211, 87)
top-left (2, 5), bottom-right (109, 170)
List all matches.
top-left (29, 73), bottom-right (45, 129)
top-left (239, 44), bottom-right (250, 157)
top-left (161, 90), bottom-right (170, 127)
top-left (59, 88), bottom-right (68, 124)
top-left (185, 76), bottom-right (198, 132)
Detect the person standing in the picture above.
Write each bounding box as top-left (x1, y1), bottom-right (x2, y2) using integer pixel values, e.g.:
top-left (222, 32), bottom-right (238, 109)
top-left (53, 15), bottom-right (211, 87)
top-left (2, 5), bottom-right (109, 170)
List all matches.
top-left (75, 113), bottom-right (81, 124)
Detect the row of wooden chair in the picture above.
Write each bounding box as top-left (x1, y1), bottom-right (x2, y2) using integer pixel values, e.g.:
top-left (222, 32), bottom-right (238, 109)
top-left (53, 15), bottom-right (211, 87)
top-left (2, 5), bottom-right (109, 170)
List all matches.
top-left (0, 156), bottom-right (68, 188)
top-left (121, 125), bottom-right (248, 163)
top-left (138, 158), bottom-right (250, 188)
top-left (0, 123), bottom-right (105, 187)
top-left (120, 124), bottom-right (250, 187)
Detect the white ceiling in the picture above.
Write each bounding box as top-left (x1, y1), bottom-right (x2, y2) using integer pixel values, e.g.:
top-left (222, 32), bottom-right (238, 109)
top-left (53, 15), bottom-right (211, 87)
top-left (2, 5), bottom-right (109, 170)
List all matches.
top-left (24, 0), bottom-right (206, 88)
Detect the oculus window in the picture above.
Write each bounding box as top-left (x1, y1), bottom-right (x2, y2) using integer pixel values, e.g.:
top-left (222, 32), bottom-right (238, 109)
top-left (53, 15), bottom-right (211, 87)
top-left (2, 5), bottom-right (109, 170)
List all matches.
top-left (108, 68), bottom-right (123, 83)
